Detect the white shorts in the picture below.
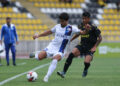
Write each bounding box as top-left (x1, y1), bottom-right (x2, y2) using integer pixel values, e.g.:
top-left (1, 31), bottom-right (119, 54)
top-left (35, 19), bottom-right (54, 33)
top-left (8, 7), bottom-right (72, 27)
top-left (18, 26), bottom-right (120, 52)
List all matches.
top-left (43, 46), bottom-right (64, 58)
top-left (35, 44), bottom-right (64, 59)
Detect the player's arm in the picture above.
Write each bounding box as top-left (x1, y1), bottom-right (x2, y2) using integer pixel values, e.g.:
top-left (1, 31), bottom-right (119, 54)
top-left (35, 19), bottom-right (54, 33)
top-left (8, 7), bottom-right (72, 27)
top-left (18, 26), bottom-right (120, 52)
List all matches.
top-left (70, 34), bottom-right (80, 42)
top-left (0, 26), bottom-right (4, 45)
top-left (14, 26), bottom-right (19, 44)
top-left (70, 29), bottom-right (88, 42)
top-left (80, 24), bottom-right (91, 35)
top-left (90, 34), bottom-right (102, 52)
top-left (71, 24), bottom-right (90, 42)
top-left (79, 30), bottom-right (88, 35)
top-left (71, 24), bottom-right (91, 42)
top-left (33, 30), bottom-right (52, 40)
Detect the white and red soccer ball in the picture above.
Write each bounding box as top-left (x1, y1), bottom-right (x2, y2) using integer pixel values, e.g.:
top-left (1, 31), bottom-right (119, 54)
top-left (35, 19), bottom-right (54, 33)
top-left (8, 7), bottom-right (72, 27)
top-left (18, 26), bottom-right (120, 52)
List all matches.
top-left (27, 71), bottom-right (38, 82)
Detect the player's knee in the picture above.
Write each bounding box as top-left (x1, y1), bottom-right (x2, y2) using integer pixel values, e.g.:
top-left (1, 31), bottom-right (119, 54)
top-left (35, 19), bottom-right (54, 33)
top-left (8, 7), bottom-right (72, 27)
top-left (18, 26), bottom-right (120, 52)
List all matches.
top-left (72, 48), bottom-right (80, 57)
top-left (72, 51), bottom-right (79, 57)
top-left (37, 51), bottom-right (47, 60)
top-left (84, 60), bottom-right (91, 63)
top-left (85, 56), bottom-right (93, 63)
top-left (53, 56), bottom-right (61, 61)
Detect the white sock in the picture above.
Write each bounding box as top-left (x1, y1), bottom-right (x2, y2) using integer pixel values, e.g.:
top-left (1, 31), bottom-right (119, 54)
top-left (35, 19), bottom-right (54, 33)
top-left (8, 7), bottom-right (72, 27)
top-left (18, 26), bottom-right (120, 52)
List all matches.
top-left (35, 52), bottom-right (39, 60)
top-left (46, 59), bottom-right (58, 78)
top-left (35, 51), bottom-right (40, 60)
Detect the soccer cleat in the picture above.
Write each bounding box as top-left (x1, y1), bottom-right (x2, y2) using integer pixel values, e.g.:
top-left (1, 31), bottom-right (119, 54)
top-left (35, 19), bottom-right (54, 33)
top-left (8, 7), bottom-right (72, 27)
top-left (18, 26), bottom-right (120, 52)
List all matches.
top-left (43, 75), bottom-right (49, 82)
top-left (29, 52), bottom-right (35, 58)
top-left (57, 71), bottom-right (65, 78)
top-left (13, 63), bottom-right (16, 66)
top-left (82, 70), bottom-right (88, 77)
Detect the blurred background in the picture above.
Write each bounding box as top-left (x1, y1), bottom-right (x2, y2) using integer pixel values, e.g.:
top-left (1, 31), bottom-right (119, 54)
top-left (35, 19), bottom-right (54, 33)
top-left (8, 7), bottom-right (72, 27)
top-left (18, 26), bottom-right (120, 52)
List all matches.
top-left (0, 0), bottom-right (120, 58)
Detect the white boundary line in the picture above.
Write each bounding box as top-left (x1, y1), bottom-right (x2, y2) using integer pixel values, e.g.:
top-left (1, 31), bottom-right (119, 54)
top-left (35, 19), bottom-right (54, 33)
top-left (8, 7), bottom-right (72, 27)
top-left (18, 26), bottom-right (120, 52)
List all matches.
top-left (0, 63), bottom-right (50, 86)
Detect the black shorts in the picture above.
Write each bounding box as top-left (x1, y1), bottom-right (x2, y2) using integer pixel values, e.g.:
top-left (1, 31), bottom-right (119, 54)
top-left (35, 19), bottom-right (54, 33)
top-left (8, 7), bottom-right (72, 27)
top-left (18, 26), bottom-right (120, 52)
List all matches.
top-left (75, 45), bottom-right (95, 57)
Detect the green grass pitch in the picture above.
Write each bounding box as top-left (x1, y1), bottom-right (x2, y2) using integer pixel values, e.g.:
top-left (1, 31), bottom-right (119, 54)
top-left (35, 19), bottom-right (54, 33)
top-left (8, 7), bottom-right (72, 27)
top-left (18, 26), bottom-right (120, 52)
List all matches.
top-left (0, 57), bottom-right (120, 86)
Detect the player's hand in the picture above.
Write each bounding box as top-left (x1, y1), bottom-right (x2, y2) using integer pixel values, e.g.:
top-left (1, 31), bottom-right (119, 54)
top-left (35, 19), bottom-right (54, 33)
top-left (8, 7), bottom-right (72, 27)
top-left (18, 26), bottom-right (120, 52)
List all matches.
top-left (85, 24), bottom-right (91, 31)
top-left (0, 40), bottom-right (2, 45)
top-left (33, 34), bottom-right (39, 40)
top-left (90, 46), bottom-right (96, 52)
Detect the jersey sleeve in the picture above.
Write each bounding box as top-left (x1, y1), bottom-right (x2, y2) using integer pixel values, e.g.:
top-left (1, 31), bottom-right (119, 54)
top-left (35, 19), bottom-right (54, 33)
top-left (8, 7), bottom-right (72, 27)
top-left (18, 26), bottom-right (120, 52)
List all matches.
top-left (13, 25), bottom-right (18, 41)
top-left (72, 26), bottom-right (80, 34)
top-left (94, 27), bottom-right (101, 37)
top-left (0, 25), bottom-right (5, 40)
top-left (51, 25), bottom-right (57, 33)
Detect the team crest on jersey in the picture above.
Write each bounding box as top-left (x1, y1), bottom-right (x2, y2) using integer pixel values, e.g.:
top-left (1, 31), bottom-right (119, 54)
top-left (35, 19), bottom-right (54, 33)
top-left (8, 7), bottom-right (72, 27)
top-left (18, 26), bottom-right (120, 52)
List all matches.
top-left (65, 26), bottom-right (72, 36)
top-left (67, 27), bottom-right (72, 32)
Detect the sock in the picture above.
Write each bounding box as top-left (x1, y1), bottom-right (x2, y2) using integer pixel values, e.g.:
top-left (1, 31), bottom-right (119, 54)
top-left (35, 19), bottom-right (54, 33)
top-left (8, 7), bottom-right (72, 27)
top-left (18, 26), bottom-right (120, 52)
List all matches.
top-left (84, 62), bottom-right (90, 71)
top-left (46, 59), bottom-right (58, 77)
top-left (35, 51), bottom-right (42, 60)
top-left (35, 51), bottom-right (40, 60)
top-left (63, 53), bottom-right (74, 73)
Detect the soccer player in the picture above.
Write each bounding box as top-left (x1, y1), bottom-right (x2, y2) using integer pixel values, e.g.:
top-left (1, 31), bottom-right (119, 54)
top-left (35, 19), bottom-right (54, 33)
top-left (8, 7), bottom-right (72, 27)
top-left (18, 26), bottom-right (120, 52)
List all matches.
top-left (31, 12), bottom-right (90, 82)
top-left (0, 17), bottom-right (19, 66)
top-left (57, 12), bottom-right (102, 78)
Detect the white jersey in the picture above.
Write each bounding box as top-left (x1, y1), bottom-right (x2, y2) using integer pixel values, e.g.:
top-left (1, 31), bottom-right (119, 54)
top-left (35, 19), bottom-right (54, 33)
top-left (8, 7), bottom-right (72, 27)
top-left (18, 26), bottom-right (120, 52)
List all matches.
top-left (45, 24), bottom-right (80, 55)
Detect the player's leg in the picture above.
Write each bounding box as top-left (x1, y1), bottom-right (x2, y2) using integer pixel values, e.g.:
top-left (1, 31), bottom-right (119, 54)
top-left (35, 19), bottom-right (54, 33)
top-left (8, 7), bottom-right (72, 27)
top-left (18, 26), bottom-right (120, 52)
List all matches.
top-left (44, 54), bottom-right (62, 82)
top-left (5, 44), bottom-right (10, 66)
top-left (11, 43), bottom-right (16, 66)
top-left (57, 47), bottom-right (80, 78)
top-left (82, 53), bottom-right (93, 77)
top-left (35, 50), bottom-right (47, 60)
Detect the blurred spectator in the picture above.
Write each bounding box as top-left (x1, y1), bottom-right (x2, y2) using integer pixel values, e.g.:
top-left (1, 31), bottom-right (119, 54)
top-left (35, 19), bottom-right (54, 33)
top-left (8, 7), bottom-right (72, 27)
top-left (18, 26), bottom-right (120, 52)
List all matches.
top-left (59, 0), bottom-right (72, 4)
top-left (0, 17), bottom-right (19, 66)
top-left (0, 0), bottom-right (11, 7)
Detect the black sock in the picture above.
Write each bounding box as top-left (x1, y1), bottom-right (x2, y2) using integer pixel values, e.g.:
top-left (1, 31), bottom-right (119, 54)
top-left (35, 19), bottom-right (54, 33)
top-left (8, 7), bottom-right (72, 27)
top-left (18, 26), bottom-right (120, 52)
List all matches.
top-left (84, 62), bottom-right (90, 71)
top-left (63, 53), bottom-right (74, 73)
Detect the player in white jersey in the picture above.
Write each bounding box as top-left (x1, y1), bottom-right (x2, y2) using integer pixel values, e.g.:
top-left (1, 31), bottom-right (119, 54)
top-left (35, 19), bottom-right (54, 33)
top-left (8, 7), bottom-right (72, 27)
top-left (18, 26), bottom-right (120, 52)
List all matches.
top-left (31, 13), bottom-right (90, 82)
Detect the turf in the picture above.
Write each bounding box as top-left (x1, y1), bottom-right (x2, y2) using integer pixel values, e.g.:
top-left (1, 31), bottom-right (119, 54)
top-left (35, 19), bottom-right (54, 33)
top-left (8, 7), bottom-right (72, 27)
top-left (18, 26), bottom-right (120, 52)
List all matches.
top-left (0, 57), bottom-right (120, 86)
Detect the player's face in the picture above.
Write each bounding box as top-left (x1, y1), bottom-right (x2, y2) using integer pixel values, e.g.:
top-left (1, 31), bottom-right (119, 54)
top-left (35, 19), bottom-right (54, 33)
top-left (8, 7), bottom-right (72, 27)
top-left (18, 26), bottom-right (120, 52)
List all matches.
top-left (82, 16), bottom-right (90, 24)
top-left (6, 19), bottom-right (11, 24)
top-left (60, 19), bottom-right (68, 27)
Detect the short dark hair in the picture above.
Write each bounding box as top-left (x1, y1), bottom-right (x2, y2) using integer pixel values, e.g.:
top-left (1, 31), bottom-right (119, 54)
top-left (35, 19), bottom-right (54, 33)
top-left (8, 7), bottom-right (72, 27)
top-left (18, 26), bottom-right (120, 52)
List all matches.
top-left (82, 12), bottom-right (90, 18)
top-left (6, 17), bottom-right (11, 20)
top-left (59, 12), bottom-right (69, 21)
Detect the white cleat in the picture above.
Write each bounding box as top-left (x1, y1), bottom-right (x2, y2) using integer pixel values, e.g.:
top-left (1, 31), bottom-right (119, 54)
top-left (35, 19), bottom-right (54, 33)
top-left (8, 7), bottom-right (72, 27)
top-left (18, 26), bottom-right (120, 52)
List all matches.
top-left (43, 76), bottom-right (49, 82)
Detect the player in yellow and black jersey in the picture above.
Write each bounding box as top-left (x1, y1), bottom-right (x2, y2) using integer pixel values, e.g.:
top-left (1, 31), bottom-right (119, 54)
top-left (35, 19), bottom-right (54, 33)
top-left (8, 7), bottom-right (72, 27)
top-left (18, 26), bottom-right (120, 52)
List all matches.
top-left (57, 12), bottom-right (102, 78)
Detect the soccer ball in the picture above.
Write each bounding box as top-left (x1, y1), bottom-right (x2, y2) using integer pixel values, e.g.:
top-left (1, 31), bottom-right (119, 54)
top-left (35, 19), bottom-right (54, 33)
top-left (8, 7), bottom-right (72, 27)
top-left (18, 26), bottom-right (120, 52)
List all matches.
top-left (27, 71), bottom-right (38, 82)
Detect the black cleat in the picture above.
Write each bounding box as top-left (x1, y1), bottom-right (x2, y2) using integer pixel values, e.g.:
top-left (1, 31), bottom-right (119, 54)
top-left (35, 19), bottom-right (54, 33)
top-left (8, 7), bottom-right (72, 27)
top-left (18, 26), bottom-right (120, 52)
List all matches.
top-left (82, 70), bottom-right (88, 77)
top-left (13, 63), bottom-right (16, 66)
top-left (29, 52), bottom-right (35, 58)
top-left (57, 71), bottom-right (65, 78)
top-left (7, 63), bottom-right (9, 66)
